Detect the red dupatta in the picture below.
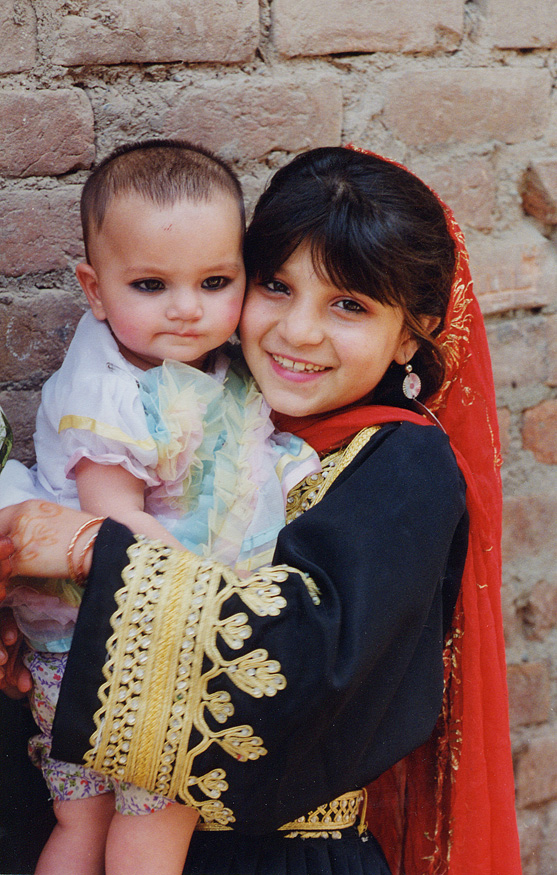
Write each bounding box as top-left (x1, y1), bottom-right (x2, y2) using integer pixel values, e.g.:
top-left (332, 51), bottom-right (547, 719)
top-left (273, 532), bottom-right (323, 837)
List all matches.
top-left (274, 150), bottom-right (521, 875)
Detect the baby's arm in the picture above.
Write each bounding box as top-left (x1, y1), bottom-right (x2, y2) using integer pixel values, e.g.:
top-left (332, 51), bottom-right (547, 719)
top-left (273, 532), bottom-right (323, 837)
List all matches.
top-left (75, 459), bottom-right (184, 550)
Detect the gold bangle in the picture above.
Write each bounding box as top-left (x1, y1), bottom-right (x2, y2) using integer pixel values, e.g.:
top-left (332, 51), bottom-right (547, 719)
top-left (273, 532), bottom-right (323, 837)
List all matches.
top-left (67, 517), bottom-right (105, 585)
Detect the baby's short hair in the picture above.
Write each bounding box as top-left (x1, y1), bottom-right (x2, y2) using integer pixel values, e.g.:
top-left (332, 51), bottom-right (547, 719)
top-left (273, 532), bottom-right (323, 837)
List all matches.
top-left (81, 138), bottom-right (244, 261)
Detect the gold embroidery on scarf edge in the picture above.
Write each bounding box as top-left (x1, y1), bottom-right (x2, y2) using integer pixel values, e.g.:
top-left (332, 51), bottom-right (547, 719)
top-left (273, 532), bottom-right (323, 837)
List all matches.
top-left (84, 538), bottom-right (308, 824)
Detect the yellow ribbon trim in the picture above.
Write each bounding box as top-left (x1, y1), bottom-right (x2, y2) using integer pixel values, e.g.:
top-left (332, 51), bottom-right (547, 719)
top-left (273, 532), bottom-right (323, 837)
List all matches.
top-left (59, 414), bottom-right (157, 451)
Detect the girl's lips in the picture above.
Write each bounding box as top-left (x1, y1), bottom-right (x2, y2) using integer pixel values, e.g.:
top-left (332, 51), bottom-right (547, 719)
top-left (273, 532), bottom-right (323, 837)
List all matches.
top-left (268, 352), bottom-right (330, 382)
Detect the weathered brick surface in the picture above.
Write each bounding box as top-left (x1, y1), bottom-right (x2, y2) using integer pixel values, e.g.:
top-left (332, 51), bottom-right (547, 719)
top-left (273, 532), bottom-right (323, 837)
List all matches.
top-left (497, 407), bottom-right (511, 458)
top-left (522, 579), bottom-right (557, 641)
top-left (502, 495), bottom-right (557, 563)
top-left (516, 735), bottom-right (557, 807)
top-left (522, 400), bottom-right (557, 465)
top-left (0, 188), bottom-right (83, 277)
top-left (481, 0), bottom-right (557, 48)
top-left (411, 157), bottom-right (495, 230)
top-left (516, 809), bottom-right (543, 875)
top-left (500, 581), bottom-right (521, 647)
top-left (548, 315), bottom-right (557, 388)
top-left (0, 389), bottom-right (41, 466)
top-left (384, 69), bottom-right (551, 145)
top-left (165, 77), bottom-right (342, 161)
top-left (0, 89), bottom-right (94, 177)
top-left (487, 316), bottom-right (548, 393)
top-left (468, 229), bottom-right (557, 316)
top-left (0, 0), bottom-right (36, 73)
top-left (0, 292), bottom-right (85, 385)
top-left (51, 0), bottom-right (259, 66)
top-left (507, 662), bottom-right (550, 728)
top-left (522, 161), bottom-right (557, 224)
top-left (271, 0), bottom-right (463, 57)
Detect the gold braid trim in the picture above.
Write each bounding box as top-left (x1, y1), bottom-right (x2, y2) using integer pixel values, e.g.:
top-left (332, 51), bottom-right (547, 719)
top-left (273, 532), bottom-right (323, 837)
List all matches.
top-left (286, 426), bottom-right (382, 523)
top-left (84, 538), bottom-right (310, 825)
top-left (85, 426), bottom-right (381, 830)
top-left (197, 789), bottom-right (366, 839)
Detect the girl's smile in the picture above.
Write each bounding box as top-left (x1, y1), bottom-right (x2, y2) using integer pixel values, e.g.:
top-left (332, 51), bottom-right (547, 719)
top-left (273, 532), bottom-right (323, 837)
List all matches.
top-left (240, 244), bottom-right (417, 417)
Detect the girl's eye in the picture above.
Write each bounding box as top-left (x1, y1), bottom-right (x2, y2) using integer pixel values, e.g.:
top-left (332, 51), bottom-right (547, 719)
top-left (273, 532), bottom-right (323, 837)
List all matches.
top-left (263, 279), bottom-right (289, 295)
top-left (201, 276), bottom-right (228, 291)
top-left (132, 279), bottom-right (165, 293)
top-left (336, 298), bottom-right (366, 313)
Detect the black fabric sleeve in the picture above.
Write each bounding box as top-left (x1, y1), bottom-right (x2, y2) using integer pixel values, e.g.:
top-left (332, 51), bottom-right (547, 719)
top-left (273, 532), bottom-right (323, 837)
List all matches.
top-left (52, 423), bottom-right (467, 834)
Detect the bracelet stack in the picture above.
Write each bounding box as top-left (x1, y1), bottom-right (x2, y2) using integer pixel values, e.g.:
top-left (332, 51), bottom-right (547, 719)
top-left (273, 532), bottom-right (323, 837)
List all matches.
top-left (67, 517), bottom-right (105, 585)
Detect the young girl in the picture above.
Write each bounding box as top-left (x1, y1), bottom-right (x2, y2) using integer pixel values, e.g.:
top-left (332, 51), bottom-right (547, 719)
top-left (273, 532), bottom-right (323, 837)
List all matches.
top-left (0, 146), bottom-right (521, 875)
top-left (0, 140), bottom-right (319, 875)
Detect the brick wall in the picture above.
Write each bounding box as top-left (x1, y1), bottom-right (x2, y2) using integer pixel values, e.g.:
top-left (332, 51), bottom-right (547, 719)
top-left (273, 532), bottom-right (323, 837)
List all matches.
top-left (0, 1), bottom-right (556, 870)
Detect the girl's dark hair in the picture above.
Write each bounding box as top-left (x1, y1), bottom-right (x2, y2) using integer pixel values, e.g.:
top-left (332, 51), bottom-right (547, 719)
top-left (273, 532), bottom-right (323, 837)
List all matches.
top-left (244, 147), bottom-right (456, 404)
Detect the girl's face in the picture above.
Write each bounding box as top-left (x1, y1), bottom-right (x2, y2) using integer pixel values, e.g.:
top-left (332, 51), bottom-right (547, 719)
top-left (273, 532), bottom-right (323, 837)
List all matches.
top-left (240, 244), bottom-right (417, 417)
top-left (76, 193), bottom-right (245, 371)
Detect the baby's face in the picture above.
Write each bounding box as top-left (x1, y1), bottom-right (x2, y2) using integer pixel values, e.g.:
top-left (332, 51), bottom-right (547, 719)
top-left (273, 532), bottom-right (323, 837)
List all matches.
top-left (78, 192), bottom-right (245, 370)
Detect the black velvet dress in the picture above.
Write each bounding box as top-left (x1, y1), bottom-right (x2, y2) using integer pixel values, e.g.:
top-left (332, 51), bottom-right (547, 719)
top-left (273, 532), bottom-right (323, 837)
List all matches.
top-left (50, 422), bottom-right (467, 874)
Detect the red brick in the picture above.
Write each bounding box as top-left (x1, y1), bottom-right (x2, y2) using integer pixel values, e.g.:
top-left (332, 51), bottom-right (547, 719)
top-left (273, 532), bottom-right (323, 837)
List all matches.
top-left (271, 0), bottom-right (463, 57)
top-left (51, 0), bottom-right (258, 66)
top-left (164, 76), bottom-right (342, 161)
top-left (481, 0), bottom-right (557, 49)
top-left (0, 187), bottom-right (83, 277)
top-left (468, 229), bottom-right (556, 316)
top-left (516, 734), bottom-right (557, 807)
top-left (0, 89), bottom-right (94, 177)
top-left (411, 157), bottom-right (495, 230)
top-left (0, 0), bottom-right (36, 73)
top-left (384, 69), bottom-right (551, 146)
top-left (497, 407), bottom-right (511, 459)
top-left (507, 662), bottom-right (550, 728)
top-left (502, 495), bottom-right (557, 564)
top-left (522, 579), bottom-right (557, 641)
top-left (522, 400), bottom-right (557, 465)
top-left (0, 292), bottom-right (85, 383)
top-left (0, 389), bottom-right (41, 466)
top-left (516, 809), bottom-right (543, 875)
top-left (522, 161), bottom-right (557, 224)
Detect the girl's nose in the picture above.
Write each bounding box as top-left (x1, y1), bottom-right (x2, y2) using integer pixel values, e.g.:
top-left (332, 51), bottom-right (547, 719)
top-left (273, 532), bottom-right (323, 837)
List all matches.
top-left (166, 289), bottom-right (203, 321)
top-left (280, 301), bottom-right (324, 346)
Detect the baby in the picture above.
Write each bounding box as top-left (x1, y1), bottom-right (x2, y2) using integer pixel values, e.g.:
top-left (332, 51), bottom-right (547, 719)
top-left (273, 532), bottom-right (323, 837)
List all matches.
top-left (0, 139), bottom-right (319, 875)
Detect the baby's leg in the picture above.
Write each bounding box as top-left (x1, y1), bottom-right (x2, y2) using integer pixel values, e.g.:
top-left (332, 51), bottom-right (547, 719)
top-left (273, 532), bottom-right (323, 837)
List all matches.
top-left (105, 802), bottom-right (199, 875)
top-left (35, 793), bottom-right (115, 875)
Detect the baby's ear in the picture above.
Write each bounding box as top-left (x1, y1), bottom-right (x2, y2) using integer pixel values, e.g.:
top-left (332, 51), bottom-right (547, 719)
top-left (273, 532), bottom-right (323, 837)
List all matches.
top-left (75, 262), bottom-right (106, 321)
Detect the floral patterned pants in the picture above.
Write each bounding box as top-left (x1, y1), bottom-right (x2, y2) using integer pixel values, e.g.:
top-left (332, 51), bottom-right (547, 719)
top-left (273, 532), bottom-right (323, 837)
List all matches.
top-left (24, 649), bottom-right (172, 815)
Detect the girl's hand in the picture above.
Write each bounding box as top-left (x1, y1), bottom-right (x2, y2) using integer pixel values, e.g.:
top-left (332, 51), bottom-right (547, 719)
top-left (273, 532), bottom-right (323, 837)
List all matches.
top-left (0, 500), bottom-right (99, 579)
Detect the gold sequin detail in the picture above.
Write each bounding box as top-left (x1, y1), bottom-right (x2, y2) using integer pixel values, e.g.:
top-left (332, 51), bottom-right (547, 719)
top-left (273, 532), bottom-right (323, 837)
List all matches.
top-left (85, 539), bottom-right (304, 824)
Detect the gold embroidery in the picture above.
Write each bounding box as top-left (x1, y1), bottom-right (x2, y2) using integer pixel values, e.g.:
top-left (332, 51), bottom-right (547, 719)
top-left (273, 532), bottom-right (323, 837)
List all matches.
top-left (58, 414), bottom-right (156, 451)
top-left (85, 539), bottom-right (306, 823)
top-left (286, 427), bottom-right (382, 523)
top-left (86, 426), bottom-right (380, 827)
top-left (196, 789), bottom-right (365, 839)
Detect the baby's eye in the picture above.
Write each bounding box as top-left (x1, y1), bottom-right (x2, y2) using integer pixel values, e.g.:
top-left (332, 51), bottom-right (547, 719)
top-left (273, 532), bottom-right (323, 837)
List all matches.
top-left (201, 276), bottom-right (228, 291)
top-left (132, 279), bottom-right (165, 293)
top-left (336, 298), bottom-right (365, 313)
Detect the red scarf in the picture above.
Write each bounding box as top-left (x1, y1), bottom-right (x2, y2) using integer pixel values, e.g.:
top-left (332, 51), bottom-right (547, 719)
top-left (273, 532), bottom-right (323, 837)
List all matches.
top-left (276, 148), bottom-right (521, 875)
